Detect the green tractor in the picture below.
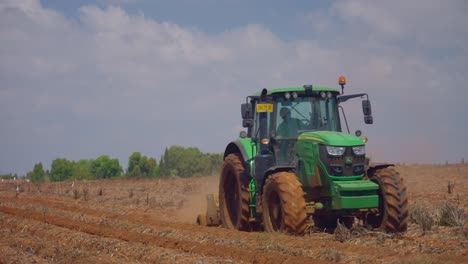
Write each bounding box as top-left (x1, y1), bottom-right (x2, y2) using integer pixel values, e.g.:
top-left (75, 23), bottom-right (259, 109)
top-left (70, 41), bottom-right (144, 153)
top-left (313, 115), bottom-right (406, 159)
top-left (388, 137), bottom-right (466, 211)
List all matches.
top-left (202, 77), bottom-right (409, 235)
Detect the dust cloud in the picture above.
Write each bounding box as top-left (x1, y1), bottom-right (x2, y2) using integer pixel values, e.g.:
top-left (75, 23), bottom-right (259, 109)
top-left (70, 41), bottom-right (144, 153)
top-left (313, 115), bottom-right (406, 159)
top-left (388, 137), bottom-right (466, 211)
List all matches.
top-left (175, 175), bottom-right (220, 224)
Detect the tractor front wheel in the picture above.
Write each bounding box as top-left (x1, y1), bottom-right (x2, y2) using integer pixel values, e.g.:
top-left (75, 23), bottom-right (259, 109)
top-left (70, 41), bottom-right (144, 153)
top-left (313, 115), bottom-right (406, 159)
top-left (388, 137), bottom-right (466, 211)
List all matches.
top-left (368, 167), bottom-right (409, 232)
top-left (219, 153), bottom-right (250, 231)
top-left (262, 172), bottom-right (307, 235)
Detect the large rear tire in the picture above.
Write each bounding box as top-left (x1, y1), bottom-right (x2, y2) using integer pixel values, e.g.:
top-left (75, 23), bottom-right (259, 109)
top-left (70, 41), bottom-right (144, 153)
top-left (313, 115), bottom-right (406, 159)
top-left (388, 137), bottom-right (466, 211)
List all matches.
top-left (262, 172), bottom-right (307, 235)
top-left (368, 167), bottom-right (409, 232)
top-left (219, 153), bottom-right (250, 231)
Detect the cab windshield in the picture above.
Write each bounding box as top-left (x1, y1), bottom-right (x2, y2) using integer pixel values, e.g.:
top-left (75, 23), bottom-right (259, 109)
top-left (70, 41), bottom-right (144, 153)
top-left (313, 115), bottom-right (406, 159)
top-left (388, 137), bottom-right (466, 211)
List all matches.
top-left (274, 96), bottom-right (341, 138)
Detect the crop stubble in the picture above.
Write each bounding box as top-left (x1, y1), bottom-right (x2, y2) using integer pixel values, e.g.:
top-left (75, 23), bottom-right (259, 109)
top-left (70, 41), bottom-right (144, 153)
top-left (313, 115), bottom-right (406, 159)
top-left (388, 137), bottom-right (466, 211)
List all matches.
top-left (0, 164), bottom-right (467, 263)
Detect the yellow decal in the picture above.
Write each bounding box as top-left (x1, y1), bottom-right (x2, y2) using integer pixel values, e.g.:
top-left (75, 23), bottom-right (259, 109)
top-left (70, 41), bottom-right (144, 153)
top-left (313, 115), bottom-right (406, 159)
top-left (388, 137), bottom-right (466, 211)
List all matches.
top-left (298, 136), bottom-right (325, 143)
top-left (213, 193), bottom-right (219, 207)
top-left (256, 103), bottom-right (273, 113)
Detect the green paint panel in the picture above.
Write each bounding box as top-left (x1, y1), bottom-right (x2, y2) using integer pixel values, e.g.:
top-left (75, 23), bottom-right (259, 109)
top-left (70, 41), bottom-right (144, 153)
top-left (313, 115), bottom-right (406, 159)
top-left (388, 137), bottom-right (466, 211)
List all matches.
top-left (329, 175), bottom-right (364, 181)
top-left (331, 181), bottom-right (379, 209)
top-left (332, 195), bottom-right (379, 209)
top-left (334, 181), bottom-right (379, 192)
top-left (249, 178), bottom-right (258, 218)
top-left (295, 132), bottom-right (366, 188)
top-left (237, 137), bottom-right (255, 160)
top-left (236, 138), bottom-right (258, 217)
top-left (295, 138), bottom-right (320, 187)
top-left (299, 131), bottom-right (365, 146)
top-left (236, 137), bottom-right (257, 174)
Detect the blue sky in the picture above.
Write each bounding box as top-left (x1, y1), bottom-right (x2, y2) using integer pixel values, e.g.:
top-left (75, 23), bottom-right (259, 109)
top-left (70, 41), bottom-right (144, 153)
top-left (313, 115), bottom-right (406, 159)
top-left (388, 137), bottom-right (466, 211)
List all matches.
top-left (1, 0), bottom-right (467, 175)
top-left (41, 0), bottom-right (330, 37)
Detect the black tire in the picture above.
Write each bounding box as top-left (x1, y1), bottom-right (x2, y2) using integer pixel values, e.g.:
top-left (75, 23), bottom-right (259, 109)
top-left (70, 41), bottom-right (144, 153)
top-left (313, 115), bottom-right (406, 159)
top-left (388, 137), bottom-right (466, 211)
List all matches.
top-left (368, 167), bottom-right (409, 232)
top-left (262, 172), bottom-right (307, 235)
top-left (218, 153), bottom-right (250, 231)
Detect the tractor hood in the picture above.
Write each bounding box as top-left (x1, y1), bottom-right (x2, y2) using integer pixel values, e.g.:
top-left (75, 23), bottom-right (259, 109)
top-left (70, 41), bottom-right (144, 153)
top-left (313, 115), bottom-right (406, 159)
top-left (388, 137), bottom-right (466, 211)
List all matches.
top-left (298, 131), bottom-right (365, 146)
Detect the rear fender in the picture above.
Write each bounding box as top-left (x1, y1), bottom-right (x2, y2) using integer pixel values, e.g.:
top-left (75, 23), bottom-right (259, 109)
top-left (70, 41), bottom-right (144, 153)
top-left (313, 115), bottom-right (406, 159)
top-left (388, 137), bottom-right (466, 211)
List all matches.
top-left (224, 141), bottom-right (252, 177)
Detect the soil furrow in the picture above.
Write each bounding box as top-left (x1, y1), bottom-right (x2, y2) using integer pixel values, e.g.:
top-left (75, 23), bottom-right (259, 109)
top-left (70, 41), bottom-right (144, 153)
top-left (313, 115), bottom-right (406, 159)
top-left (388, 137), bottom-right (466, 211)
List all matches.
top-left (0, 213), bottom-right (220, 264)
top-left (0, 205), bottom-right (323, 264)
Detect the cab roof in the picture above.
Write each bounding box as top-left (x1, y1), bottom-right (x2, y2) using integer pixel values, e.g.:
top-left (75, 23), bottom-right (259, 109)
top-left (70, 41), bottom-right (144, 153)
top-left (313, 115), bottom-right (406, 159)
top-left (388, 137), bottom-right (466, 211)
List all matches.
top-left (253, 86), bottom-right (339, 96)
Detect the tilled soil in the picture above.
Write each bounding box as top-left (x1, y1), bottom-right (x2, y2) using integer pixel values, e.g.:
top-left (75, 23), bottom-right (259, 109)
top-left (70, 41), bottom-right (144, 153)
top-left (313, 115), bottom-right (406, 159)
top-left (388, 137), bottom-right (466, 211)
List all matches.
top-left (0, 164), bottom-right (466, 263)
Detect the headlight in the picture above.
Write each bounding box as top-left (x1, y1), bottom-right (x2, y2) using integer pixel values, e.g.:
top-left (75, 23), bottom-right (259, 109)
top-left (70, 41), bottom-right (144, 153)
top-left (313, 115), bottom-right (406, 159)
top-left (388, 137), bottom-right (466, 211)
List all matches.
top-left (352, 146), bottom-right (365, 156)
top-left (326, 146), bottom-right (345, 156)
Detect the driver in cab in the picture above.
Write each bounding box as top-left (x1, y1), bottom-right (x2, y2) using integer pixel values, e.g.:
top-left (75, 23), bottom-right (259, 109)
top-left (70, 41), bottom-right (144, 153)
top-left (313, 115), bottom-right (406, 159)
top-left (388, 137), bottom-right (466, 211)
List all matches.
top-left (276, 107), bottom-right (305, 138)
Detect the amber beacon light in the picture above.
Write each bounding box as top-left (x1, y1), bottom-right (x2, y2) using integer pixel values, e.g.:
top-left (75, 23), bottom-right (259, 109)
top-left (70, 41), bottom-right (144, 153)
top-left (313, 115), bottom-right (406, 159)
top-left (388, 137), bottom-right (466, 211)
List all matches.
top-left (339, 76), bottom-right (346, 94)
top-left (338, 76), bottom-right (346, 85)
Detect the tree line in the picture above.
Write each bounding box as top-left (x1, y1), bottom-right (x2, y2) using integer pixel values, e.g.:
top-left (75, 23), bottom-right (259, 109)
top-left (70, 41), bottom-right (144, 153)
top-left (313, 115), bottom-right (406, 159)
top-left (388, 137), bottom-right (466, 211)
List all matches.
top-left (0, 173), bottom-right (18, 179)
top-left (25, 146), bottom-right (223, 183)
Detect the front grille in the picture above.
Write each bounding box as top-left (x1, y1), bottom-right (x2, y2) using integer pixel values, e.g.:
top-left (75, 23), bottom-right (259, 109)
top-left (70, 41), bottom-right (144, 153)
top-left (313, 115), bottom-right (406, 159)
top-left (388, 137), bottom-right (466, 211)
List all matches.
top-left (319, 145), bottom-right (366, 177)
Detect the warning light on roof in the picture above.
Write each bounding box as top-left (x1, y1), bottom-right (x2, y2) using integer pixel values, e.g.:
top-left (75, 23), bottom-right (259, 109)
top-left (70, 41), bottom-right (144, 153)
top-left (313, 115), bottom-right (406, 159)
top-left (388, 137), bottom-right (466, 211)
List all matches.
top-left (339, 76), bottom-right (346, 94)
top-left (338, 76), bottom-right (346, 85)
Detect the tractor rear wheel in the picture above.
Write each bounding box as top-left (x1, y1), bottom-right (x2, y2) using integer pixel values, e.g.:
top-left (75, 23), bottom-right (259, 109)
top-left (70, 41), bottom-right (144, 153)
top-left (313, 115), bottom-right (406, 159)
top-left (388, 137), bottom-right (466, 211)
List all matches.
top-left (219, 153), bottom-right (250, 231)
top-left (262, 172), bottom-right (307, 235)
top-left (368, 167), bottom-right (409, 232)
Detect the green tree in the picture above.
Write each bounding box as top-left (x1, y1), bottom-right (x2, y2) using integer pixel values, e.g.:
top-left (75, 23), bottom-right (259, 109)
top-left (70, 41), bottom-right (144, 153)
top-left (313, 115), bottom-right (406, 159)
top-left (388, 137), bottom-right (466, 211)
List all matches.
top-left (50, 158), bottom-right (74, 182)
top-left (178, 147), bottom-right (205, 177)
top-left (90, 155), bottom-right (122, 179)
top-left (202, 153), bottom-right (223, 175)
top-left (72, 159), bottom-right (93, 180)
top-left (159, 147), bottom-right (170, 177)
top-left (140, 156), bottom-right (148, 175)
top-left (147, 157), bottom-right (158, 177)
top-left (159, 146), bottom-right (184, 177)
top-left (127, 152), bottom-right (142, 176)
top-left (30, 162), bottom-right (46, 183)
top-left (0, 173), bottom-right (15, 179)
top-left (158, 146), bottom-right (222, 178)
top-left (127, 152), bottom-right (158, 177)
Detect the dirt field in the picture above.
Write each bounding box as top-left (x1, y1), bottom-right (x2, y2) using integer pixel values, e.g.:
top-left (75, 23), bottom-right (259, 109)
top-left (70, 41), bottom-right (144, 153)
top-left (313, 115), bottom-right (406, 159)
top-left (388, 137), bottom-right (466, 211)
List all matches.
top-left (0, 164), bottom-right (466, 263)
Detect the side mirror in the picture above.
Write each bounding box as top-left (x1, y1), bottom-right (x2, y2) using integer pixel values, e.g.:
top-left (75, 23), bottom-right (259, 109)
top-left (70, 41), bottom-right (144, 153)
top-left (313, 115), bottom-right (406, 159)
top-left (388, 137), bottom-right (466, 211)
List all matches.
top-left (242, 119), bottom-right (253, 128)
top-left (241, 103), bottom-right (253, 119)
top-left (364, 115), bottom-right (373, 124)
top-left (362, 100), bottom-right (372, 116)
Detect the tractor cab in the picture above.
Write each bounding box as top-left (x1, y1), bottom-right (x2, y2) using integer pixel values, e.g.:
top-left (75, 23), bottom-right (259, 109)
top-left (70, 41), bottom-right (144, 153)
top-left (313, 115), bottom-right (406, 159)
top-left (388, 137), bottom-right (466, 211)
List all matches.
top-left (256, 87), bottom-right (343, 167)
top-left (241, 78), bottom-right (373, 179)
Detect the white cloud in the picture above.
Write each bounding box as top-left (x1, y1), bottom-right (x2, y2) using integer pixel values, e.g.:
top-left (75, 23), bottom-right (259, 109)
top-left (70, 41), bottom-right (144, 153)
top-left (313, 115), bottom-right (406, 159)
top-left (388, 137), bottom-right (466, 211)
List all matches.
top-left (333, 0), bottom-right (468, 48)
top-left (99, 0), bottom-right (137, 5)
top-left (0, 0), bottom-right (467, 174)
